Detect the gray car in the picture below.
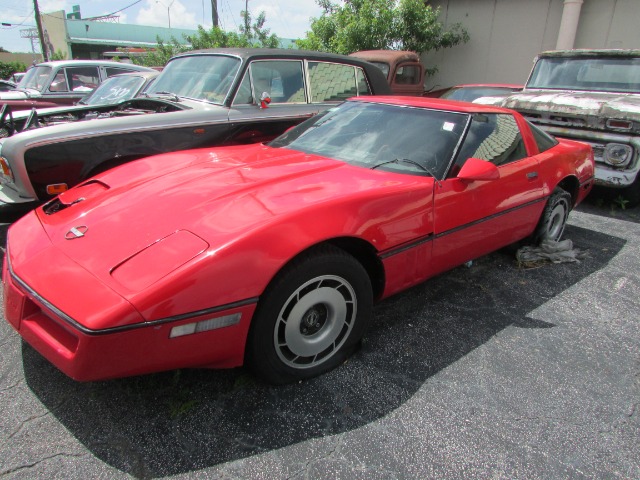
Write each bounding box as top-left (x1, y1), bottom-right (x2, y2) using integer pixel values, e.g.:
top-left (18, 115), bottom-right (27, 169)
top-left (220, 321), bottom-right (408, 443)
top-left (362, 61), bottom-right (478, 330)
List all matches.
top-left (0, 70), bottom-right (159, 136)
top-left (0, 60), bottom-right (154, 110)
top-left (0, 48), bottom-right (390, 218)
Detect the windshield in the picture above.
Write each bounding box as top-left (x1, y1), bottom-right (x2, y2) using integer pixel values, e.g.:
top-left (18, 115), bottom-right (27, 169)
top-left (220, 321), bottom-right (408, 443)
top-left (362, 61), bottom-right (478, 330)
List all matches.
top-left (80, 75), bottom-right (146, 105)
top-left (18, 66), bottom-right (52, 92)
top-left (271, 101), bottom-right (468, 178)
top-left (146, 55), bottom-right (241, 104)
top-left (528, 56), bottom-right (640, 93)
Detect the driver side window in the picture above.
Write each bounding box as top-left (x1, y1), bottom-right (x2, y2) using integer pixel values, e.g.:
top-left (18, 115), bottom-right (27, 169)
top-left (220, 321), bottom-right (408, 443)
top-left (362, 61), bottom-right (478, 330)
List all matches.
top-left (448, 113), bottom-right (527, 177)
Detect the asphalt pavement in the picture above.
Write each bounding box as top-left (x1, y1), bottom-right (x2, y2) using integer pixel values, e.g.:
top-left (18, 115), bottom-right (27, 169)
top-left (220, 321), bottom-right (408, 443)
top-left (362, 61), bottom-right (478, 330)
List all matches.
top-left (0, 194), bottom-right (638, 479)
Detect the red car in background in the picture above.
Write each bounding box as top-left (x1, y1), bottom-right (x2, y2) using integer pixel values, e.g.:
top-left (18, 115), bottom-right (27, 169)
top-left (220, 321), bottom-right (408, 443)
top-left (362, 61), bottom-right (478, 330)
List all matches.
top-left (3, 97), bottom-right (594, 384)
top-left (440, 83), bottom-right (523, 102)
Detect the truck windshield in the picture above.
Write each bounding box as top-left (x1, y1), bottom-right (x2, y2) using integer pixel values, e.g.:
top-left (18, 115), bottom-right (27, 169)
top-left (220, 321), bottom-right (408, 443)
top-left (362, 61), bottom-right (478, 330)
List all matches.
top-left (146, 55), bottom-right (241, 104)
top-left (528, 56), bottom-right (640, 93)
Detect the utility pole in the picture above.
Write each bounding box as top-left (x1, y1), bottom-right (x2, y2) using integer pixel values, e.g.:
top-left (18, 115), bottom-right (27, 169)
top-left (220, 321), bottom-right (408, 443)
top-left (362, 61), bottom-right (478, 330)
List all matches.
top-left (244, 0), bottom-right (249, 34)
top-left (211, 0), bottom-right (218, 27)
top-left (33, 0), bottom-right (48, 61)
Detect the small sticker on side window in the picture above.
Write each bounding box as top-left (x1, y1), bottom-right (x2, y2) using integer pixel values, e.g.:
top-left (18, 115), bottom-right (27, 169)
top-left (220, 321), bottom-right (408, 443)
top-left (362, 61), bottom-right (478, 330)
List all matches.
top-left (443, 122), bottom-right (455, 132)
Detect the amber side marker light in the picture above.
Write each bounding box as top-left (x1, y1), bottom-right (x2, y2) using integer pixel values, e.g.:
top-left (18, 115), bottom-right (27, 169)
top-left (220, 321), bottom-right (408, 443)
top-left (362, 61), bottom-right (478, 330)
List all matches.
top-left (169, 313), bottom-right (241, 338)
top-left (47, 184), bottom-right (69, 195)
top-left (0, 157), bottom-right (13, 181)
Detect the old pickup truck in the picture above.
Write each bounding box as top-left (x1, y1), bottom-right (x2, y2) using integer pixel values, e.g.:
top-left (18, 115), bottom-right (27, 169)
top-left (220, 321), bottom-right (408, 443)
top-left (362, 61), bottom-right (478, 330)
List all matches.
top-left (350, 50), bottom-right (427, 96)
top-left (478, 49), bottom-right (640, 205)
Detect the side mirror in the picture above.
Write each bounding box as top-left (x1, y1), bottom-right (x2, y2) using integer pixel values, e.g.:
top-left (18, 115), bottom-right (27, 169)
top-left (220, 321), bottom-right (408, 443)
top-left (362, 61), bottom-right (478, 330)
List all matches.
top-left (260, 91), bottom-right (271, 109)
top-left (457, 157), bottom-right (500, 182)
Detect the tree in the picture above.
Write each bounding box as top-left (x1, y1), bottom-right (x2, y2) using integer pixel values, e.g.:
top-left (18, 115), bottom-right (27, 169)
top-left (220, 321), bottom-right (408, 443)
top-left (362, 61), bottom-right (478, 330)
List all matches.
top-left (133, 11), bottom-right (280, 67)
top-left (238, 10), bottom-right (280, 48)
top-left (296, 0), bottom-right (469, 56)
top-left (0, 61), bottom-right (28, 80)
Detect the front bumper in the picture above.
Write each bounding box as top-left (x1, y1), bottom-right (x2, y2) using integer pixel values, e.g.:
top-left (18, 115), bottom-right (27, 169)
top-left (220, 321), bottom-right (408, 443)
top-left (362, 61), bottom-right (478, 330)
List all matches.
top-left (535, 125), bottom-right (640, 188)
top-left (3, 243), bottom-right (257, 382)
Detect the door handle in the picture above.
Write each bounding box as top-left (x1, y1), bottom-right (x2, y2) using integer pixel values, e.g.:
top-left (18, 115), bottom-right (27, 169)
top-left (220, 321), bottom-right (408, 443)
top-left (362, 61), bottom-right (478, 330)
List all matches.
top-left (526, 171), bottom-right (539, 180)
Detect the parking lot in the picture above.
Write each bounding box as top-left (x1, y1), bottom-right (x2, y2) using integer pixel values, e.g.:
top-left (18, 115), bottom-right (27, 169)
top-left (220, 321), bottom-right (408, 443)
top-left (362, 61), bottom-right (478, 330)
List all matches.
top-left (0, 193), bottom-right (638, 479)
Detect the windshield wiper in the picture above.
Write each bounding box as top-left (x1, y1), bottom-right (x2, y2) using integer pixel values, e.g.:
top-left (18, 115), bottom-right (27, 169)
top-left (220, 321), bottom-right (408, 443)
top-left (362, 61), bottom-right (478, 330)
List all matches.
top-left (371, 158), bottom-right (442, 185)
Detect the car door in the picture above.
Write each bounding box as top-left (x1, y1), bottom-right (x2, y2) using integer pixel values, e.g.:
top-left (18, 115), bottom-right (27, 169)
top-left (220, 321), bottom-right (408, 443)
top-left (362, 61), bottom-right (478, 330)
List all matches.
top-left (46, 66), bottom-right (101, 105)
top-left (430, 113), bottom-right (544, 274)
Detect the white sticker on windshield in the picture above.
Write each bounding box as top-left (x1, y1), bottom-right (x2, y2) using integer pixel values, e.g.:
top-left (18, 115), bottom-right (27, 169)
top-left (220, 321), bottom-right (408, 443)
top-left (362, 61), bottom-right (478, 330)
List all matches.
top-left (443, 122), bottom-right (455, 132)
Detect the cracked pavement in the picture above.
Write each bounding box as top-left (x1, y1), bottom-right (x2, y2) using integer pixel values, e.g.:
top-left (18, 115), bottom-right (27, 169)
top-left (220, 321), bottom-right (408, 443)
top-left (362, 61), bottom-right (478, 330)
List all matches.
top-left (0, 195), bottom-right (638, 479)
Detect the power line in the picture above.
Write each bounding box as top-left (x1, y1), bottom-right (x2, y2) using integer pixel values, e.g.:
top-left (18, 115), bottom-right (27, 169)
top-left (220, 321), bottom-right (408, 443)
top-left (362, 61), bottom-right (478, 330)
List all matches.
top-left (84, 0), bottom-right (145, 20)
top-left (1, 9), bottom-right (35, 29)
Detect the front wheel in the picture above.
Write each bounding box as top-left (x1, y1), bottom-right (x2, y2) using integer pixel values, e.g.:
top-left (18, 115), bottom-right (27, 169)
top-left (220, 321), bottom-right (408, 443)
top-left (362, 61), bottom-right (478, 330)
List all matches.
top-left (533, 188), bottom-right (572, 243)
top-left (246, 245), bottom-right (373, 384)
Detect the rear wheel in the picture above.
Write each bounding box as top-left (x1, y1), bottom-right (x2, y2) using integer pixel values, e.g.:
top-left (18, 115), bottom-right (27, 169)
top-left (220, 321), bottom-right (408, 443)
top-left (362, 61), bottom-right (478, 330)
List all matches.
top-left (246, 245), bottom-right (373, 384)
top-left (533, 188), bottom-right (571, 243)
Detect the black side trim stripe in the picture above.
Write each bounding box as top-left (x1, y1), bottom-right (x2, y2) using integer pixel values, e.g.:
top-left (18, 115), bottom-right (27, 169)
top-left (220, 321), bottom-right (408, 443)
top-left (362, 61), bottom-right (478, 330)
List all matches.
top-left (379, 234), bottom-right (433, 260)
top-left (10, 269), bottom-right (258, 336)
top-left (378, 196), bottom-right (548, 260)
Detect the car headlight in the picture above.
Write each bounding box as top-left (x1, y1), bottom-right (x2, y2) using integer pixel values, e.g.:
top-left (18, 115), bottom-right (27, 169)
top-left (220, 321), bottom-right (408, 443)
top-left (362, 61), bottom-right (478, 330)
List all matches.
top-left (604, 143), bottom-right (633, 167)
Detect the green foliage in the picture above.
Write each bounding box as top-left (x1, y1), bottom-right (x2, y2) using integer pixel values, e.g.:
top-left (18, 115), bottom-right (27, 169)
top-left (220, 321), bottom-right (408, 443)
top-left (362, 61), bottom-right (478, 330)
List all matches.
top-left (297, 0), bottom-right (469, 56)
top-left (238, 10), bottom-right (280, 48)
top-left (132, 11), bottom-right (280, 68)
top-left (613, 194), bottom-right (630, 210)
top-left (131, 36), bottom-right (190, 67)
top-left (50, 49), bottom-right (67, 61)
top-left (0, 60), bottom-right (28, 80)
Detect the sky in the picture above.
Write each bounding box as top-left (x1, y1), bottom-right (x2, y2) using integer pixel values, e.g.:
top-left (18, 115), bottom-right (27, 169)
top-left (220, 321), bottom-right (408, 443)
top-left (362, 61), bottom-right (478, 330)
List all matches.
top-left (0, 0), bottom-right (323, 53)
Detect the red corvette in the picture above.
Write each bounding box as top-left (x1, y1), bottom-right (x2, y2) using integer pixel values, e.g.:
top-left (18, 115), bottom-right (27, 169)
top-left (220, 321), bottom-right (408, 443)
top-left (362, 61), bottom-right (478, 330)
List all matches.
top-left (3, 97), bottom-right (594, 384)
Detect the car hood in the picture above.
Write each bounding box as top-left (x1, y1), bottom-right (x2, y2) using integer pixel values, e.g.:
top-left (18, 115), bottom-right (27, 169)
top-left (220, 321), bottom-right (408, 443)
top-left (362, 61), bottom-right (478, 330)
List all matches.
top-left (0, 89), bottom-right (40, 100)
top-left (35, 144), bottom-right (425, 295)
top-left (501, 89), bottom-right (640, 122)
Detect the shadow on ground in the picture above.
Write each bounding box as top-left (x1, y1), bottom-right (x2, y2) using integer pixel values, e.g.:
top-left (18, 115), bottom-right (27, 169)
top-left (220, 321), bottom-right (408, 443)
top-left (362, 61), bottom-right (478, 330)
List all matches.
top-left (577, 186), bottom-right (640, 224)
top-left (13, 221), bottom-right (625, 479)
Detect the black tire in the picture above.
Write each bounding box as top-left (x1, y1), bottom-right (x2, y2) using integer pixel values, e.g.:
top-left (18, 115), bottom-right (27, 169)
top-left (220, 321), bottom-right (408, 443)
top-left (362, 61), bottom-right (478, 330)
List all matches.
top-left (533, 188), bottom-right (572, 243)
top-left (245, 245), bottom-right (373, 384)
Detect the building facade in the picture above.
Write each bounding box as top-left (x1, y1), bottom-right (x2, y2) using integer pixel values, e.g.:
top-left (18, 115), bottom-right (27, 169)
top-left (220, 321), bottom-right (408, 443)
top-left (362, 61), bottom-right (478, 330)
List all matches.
top-left (423, 0), bottom-right (640, 91)
top-left (41, 10), bottom-right (196, 61)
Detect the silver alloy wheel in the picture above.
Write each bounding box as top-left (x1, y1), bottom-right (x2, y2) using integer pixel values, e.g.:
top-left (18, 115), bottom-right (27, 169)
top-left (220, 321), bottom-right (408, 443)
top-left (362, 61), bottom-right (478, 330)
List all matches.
top-left (545, 197), bottom-right (569, 241)
top-left (274, 274), bottom-right (357, 369)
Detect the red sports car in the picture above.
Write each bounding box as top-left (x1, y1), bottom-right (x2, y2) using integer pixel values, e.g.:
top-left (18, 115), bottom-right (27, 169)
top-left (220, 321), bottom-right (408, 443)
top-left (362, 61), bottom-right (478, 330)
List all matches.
top-left (3, 97), bottom-right (594, 384)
